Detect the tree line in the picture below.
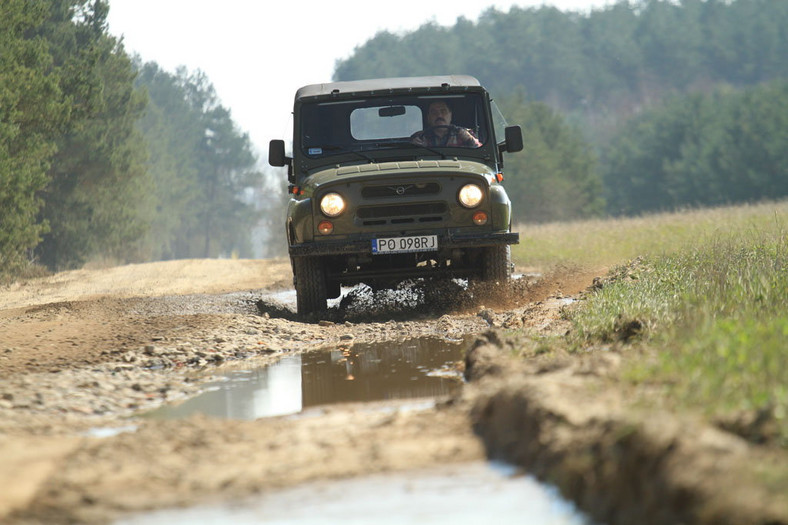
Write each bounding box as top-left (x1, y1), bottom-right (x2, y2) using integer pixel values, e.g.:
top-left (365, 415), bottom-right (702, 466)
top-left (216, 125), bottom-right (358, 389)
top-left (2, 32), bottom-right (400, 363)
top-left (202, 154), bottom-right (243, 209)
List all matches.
top-left (134, 62), bottom-right (261, 261)
top-left (0, 0), bottom-right (263, 278)
top-left (604, 81), bottom-right (788, 215)
top-left (337, 0), bottom-right (786, 117)
top-left (335, 0), bottom-right (788, 223)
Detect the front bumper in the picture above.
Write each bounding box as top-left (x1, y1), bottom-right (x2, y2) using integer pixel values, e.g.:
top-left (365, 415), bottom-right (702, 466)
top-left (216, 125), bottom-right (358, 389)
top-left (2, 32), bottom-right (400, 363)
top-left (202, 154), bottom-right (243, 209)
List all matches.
top-left (288, 231), bottom-right (518, 257)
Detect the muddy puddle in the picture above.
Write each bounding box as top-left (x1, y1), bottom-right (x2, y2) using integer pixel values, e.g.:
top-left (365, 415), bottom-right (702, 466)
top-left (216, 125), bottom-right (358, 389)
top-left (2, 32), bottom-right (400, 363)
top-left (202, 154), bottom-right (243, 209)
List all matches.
top-left (128, 301), bottom-right (597, 524)
top-left (117, 461), bottom-right (593, 525)
top-left (147, 337), bottom-right (467, 420)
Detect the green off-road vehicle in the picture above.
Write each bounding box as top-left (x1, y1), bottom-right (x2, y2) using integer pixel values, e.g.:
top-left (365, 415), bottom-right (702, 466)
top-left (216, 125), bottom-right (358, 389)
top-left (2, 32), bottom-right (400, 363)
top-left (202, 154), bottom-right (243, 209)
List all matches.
top-left (269, 75), bottom-right (523, 316)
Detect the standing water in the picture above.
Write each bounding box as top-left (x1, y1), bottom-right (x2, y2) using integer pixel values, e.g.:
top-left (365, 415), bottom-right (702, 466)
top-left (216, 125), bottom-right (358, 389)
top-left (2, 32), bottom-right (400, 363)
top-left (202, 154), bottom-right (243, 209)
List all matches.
top-left (147, 337), bottom-right (466, 420)
top-left (116, 461), bottom-right (591, 525)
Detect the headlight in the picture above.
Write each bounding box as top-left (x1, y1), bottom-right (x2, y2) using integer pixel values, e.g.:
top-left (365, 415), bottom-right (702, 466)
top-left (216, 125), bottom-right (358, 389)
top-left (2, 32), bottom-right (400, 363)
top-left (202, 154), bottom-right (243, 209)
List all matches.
top-left (320, 192), bottom-right (345, 217)
top-left (458, 184), bottom-right (483, 208)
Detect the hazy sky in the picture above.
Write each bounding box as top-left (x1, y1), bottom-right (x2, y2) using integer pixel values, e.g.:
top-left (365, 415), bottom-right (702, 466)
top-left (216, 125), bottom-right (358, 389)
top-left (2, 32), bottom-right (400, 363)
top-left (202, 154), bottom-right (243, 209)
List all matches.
top-left (106, 0), bottom-right (611, 156)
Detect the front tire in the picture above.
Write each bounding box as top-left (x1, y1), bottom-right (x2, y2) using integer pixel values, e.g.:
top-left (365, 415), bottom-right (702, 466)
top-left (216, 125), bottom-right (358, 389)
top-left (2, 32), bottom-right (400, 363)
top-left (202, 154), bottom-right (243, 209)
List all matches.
top-left (481, 245), bottom-right (512, 283)
top-left (293, 256), bottom-right (327, 317)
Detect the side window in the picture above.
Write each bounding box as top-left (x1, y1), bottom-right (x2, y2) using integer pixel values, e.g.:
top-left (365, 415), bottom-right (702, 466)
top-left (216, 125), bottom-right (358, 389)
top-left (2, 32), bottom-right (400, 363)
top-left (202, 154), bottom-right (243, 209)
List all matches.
top-left (350, 106), bottom-right (422, 140)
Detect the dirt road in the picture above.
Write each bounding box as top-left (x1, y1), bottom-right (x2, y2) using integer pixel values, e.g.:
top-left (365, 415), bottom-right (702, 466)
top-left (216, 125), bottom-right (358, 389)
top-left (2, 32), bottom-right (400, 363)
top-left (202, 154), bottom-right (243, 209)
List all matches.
top-left (0, 259), bottom-right (784, 524)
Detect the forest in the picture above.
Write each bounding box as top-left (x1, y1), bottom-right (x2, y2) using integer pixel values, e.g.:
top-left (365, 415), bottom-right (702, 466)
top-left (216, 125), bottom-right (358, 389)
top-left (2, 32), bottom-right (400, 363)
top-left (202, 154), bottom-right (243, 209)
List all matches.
top-left (0, 0), bottom-right (262, 277)
top-left (336, 0), bottom-right (787, 221)
top-left (1, 0), bottom-right (786, 277)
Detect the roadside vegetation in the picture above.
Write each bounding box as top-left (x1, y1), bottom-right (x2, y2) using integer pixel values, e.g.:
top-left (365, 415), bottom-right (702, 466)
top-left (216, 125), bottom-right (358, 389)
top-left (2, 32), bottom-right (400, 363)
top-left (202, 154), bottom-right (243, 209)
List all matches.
top-left (513, 200), bottom-right (788, 449)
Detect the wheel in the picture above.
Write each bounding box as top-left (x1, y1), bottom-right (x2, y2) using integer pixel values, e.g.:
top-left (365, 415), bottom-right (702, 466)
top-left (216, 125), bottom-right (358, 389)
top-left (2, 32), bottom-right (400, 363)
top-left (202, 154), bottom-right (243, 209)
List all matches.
top-left (293, 256), bottom-right (327, 316)
top-left (481, 245), bottom-right (512, 283)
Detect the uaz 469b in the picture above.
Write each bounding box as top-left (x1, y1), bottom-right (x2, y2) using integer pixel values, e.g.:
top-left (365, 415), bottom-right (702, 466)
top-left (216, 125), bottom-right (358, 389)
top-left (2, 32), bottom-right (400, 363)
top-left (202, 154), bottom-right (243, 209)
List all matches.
top-left (269, 75), bottom-right (523, 316)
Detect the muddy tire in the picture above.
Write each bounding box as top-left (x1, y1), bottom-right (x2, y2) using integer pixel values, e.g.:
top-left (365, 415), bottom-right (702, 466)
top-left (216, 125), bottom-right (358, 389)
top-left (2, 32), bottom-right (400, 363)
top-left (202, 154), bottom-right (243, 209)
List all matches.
top-left (293, 256), bottom-right (327, 316)
top-left (481, 245), bottom-right (512, 283)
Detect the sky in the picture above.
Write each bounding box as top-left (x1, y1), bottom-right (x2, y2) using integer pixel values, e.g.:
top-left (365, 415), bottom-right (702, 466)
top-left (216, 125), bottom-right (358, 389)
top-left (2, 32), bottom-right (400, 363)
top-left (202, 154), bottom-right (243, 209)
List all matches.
top-left (106, 0), bottom-right (611, 157)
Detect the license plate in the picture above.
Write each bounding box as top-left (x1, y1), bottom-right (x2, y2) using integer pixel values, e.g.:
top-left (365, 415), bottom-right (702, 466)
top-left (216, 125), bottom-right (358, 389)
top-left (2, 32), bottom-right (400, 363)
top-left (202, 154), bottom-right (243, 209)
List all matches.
top-left (372, 235), bottom-right (438, 254)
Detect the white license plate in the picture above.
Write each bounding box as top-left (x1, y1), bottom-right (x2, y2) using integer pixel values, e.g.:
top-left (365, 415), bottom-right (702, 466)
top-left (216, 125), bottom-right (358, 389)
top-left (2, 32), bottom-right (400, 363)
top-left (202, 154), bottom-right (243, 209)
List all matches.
top-left (372, 235), bottom-right (438, 254)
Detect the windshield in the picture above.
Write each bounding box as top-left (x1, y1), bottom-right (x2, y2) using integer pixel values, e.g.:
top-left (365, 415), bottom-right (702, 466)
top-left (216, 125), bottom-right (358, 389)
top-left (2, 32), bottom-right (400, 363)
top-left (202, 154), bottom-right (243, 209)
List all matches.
top-left (300, 93), bottom-right (489, 159)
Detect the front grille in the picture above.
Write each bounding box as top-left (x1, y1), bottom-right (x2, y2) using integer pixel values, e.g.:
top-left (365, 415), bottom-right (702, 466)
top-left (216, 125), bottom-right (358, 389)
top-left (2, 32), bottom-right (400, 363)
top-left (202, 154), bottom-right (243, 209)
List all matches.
top-left (357, 202), bottom-right (447, 226)
top-left (361, 183), bottom-right (440, 199)
top-left (357, 202), bottom-right (446, 219)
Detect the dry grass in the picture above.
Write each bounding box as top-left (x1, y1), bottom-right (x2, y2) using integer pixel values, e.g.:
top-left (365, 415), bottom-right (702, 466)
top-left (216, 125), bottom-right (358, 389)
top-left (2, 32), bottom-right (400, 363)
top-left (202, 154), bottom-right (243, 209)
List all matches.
top-left (512, 200), bottom-right (788, 270)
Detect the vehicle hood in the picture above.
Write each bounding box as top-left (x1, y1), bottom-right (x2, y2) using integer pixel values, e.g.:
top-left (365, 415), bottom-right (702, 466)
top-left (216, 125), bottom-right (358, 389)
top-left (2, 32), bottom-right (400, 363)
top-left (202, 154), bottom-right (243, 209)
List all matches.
top-left (303, 159), bottom-right (497, 192)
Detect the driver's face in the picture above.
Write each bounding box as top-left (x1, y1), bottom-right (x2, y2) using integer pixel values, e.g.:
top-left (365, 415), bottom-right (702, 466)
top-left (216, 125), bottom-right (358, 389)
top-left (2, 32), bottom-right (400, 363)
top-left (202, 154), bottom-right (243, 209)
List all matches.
top-left (427, 102), bottom-right (452, 127)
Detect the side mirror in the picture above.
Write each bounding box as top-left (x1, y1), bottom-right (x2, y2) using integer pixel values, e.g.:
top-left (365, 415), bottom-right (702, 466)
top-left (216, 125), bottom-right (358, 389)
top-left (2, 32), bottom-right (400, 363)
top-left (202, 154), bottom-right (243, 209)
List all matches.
top-left (268, 139), bottom-right (288, 167)
top-left (503, 126), bottom-right (523, 153)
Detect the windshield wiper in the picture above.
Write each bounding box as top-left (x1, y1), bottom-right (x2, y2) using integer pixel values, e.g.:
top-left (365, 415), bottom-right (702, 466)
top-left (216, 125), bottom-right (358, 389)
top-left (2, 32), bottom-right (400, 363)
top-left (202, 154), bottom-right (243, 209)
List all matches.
top-left (320, 145), bottom-right (376, 163)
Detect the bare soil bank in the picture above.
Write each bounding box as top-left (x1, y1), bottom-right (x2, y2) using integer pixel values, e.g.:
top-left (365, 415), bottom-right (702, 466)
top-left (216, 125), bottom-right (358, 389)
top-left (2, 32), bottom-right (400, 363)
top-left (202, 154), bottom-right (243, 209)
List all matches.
top-left (0, 259), bottom-right (785, 524)
top-left (465, 334), bottom-right (787, 525)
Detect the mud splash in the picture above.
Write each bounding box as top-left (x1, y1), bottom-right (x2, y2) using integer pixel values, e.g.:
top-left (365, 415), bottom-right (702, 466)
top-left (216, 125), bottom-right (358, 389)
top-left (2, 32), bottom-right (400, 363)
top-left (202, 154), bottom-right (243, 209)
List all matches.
top-left (256, 276), bottom-right (538, 323)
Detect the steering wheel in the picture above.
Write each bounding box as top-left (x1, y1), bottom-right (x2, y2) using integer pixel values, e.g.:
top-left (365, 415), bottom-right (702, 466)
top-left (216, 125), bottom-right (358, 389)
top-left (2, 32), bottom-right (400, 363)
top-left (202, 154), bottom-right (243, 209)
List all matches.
top-left (410, 124), bottom-right (455, 140)
top-left (425, 125), bottom-right (455, 133)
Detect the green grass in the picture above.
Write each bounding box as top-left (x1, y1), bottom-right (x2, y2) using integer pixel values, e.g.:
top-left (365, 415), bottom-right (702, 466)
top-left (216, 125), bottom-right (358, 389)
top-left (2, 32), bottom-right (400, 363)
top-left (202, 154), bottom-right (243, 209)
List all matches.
top-left (513, 200), bottom-right (788, 447)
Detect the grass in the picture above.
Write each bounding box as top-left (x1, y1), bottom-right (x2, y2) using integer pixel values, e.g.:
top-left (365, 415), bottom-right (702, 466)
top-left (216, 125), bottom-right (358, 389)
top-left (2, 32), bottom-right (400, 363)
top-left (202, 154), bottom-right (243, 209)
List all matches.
top-left (0, 261), bottom-right (51, 285)
top-left (511, 200), bottom-right (788, 448)
top-left (512, 200), bottom-right (788, 270)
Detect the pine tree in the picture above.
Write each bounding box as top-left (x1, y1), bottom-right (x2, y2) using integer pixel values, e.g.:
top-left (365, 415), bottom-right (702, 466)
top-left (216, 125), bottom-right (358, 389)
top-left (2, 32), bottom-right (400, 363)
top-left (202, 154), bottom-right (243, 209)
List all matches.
top-left (0, 1), bottom-right (69, 276)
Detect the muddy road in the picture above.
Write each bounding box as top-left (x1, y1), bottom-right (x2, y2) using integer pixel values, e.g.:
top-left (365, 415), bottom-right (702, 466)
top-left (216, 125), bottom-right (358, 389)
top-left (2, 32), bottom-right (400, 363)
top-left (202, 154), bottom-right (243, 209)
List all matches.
top-left (0, 259), bottom-right (784, 524)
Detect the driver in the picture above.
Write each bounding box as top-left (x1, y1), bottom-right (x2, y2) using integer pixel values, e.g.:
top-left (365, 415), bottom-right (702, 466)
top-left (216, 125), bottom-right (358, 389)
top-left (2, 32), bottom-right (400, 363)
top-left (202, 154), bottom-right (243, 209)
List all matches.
top-left (411, 100), bottom-right (481, 148)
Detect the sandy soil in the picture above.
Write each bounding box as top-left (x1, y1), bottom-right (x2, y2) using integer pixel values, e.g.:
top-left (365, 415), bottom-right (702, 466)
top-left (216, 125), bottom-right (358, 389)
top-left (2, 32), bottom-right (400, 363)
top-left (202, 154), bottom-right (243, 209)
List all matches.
top-left (0, 259), bottom-right (785, 525)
